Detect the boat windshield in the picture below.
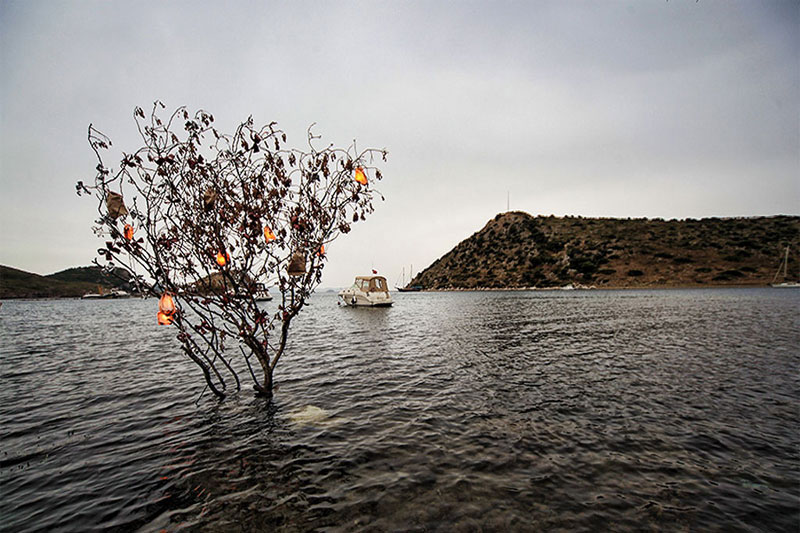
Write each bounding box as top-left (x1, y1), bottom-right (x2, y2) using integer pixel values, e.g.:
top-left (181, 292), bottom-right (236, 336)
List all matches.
top-left (354, 277), bottom-right (388, 292)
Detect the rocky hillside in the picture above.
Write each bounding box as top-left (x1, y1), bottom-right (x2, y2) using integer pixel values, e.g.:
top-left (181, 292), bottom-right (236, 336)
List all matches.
top-left (409, 212), bottom-right (800, 289)
top-left (0, 265), bottom-right (133, 299)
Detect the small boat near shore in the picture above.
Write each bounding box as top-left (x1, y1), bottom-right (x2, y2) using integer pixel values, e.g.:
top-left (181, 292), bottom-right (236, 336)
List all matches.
top-left (397, 285), bottom-right (423, 292)
top-left (339, 276), bottom-right (393, 307)
top-left (81, 287), bottom-right (130, 299)
top-left (395, 265), bottom-right (422, 292)
top-left (771, 246), bottom-right (799, 288)
top-left (254, 283), bottom-right (273, 301)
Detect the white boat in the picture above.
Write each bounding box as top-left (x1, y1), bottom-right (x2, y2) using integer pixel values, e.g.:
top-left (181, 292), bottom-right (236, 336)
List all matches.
top-left (254, 283), bottom-right (273, 301)
top-left (339, 276), bottom-right (393, 307)
top-left (771, 246), bottom-right (799, 288)
top-left (81, 287), bottom-right (130, 299)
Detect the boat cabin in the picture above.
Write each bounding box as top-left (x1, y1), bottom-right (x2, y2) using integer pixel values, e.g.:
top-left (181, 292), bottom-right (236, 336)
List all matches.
top-left (353, 276), bottom-right (389, 293)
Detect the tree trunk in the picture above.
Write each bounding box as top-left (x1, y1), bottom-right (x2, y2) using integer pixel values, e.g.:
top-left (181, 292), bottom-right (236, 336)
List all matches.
top-left (258, 366), bottom-right (274, 399)
top-left (253, 319), bottom-right (290, 400)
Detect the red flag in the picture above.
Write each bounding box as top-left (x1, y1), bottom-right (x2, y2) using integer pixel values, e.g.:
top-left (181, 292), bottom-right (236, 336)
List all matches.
top-left (372, 269), bottom-right (378, 274)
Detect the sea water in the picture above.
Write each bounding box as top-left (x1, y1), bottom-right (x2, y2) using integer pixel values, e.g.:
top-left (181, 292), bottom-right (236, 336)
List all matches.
top-left (1, 289), bottom-right (798, 531)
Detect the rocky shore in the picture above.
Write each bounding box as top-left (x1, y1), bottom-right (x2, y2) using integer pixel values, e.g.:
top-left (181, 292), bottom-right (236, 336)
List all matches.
top-left (409, 212), bottom-right (800, 290)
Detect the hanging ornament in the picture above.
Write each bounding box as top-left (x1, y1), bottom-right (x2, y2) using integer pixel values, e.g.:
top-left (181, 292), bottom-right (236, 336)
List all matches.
top-left (317, 244), bottom-right (326, 257)
top-left (106, 191), bottom-right (129, 219)
top-left (216, 251), bottom-right (230, 267)
top-left (123, 224), bottom-right (134, 241)
top-left (287, 251), bottom-right (306, 277)
top-left (264, 226), bottom-right (276, 241)
top-left (159, 293), bottom-right (176, 315)
top-left (354, 167), bottom-right (368, 186)
top-left (157, 293), bottom-right (176, 326)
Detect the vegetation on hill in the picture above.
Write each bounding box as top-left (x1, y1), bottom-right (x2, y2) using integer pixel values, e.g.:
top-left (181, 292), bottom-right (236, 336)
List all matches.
top-left (0, 265), bottom-right (132, 299)
top-left (46, 266), bottom-right (132, 287)
top-left (409, 212), bottom-right (800, 290)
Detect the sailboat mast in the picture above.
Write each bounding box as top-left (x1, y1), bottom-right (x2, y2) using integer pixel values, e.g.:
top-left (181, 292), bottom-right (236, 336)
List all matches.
top-left (784, 246), bottom-right (789, 278)
top-left (773, 245), bottom-right (791, 284)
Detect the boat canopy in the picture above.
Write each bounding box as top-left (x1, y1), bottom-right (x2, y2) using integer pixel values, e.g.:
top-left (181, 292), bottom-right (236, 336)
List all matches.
top-left (353, 276), bottom-right (389, 293)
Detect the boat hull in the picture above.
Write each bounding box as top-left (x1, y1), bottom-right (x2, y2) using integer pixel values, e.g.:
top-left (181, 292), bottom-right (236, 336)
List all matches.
top-left (81, 289), bottom-right (130, 299)
top-left (338, 290), bottom-right (393, 307)
top-left (771, 282), bottom-right (800, 288)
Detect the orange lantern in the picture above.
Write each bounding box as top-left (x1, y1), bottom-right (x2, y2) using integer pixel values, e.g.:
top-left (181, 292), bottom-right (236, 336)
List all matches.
top-left (157, 311), bottom-right (173, 325)
top-left (317, 244), bottom-right (326, 257)
top-left (123, 224), bottom-right (134, 241)
top-left (354, 167), bottom-right (368, 186)
top-left (264, 226), bottom-right (276, 241)
top-left (159, 293), bottom-right (176, 315)
top-left (216, 251), bottom-right (230, 266)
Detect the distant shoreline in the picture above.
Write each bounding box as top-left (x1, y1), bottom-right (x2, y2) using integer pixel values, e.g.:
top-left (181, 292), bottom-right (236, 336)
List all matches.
top-left (408, 282), bottom-right (784, 292)
top-left (2, 283), bottom-right (795, 301)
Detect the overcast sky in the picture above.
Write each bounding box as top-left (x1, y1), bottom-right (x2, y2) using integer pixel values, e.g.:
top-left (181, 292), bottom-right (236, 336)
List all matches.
top-left (1, 0), bottom-right (798, 287)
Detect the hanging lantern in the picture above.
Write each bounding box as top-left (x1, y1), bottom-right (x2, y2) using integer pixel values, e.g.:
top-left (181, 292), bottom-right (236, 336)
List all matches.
top-left (159, 293), bottom-right (176, 315)
top-left (287, 251), bottom-right (306, 277)
top-left (158, 292), bottom-right (176, 326)
top-left (106, 191), bottom-right (129, 219)
top-left (123, 224), bottom-right (134, 241)
top-left (354, 167), bottom-right (368, 186)
top-left (264, 226), bottom-right (276, 241)
top-left (317, 244), bottom-right (326, 257)
top-left (216, 251), bottom-right (230, 267)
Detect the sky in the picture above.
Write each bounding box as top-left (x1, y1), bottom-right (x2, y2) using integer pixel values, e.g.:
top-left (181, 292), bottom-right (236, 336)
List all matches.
top-left (1, 0), bottom-right (798, 288)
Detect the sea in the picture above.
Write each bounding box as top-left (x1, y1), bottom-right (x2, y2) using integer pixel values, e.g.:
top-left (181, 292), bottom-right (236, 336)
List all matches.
top-left (1, 289), bottom-right (798, 532)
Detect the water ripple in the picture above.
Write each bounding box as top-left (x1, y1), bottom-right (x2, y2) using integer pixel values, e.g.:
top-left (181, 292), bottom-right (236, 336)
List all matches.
top-left (1, 289), bottom-right (798, 531)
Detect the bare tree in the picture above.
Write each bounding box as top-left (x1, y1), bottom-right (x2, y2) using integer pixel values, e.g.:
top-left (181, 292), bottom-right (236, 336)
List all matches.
top-left (77, 102), bottom-right (386, 400)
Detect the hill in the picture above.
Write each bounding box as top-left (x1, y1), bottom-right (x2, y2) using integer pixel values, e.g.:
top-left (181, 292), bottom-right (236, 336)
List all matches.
top-left (409, 212), bottom-right (800, 290)
top-left (46, 266), bottom-right (133, 287)
top-left (0, 265), bottom-right (132, 299)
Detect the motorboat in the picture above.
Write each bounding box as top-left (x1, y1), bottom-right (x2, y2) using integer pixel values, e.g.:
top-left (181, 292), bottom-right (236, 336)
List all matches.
top-left (81, 287), bottom-right (130, 299)
top-left (254, 283), bottom-right (273, 301)
top-left (80, 292), bottom-right (103, 299)
top-left (339, 276), bottom-right (393, 307)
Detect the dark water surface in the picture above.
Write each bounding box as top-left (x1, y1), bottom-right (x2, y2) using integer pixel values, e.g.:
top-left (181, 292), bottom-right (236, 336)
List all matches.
top-left (1, 289), bottom-right (798, 532)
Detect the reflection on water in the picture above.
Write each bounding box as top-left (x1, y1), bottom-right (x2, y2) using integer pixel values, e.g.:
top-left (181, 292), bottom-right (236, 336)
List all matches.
top-left (1, 289), bottom-right (798, 531)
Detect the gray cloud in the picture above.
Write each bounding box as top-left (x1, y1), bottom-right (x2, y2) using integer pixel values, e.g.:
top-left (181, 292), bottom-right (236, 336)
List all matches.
top-left (1, 0), bottom-right (797, 287)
